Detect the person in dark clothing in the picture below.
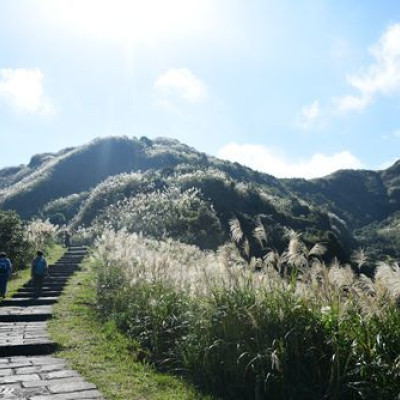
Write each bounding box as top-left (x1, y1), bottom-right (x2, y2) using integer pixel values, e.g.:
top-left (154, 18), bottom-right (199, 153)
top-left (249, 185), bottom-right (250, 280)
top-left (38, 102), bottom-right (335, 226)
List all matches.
top-left (64, 230), bottom-right (71, 248)
top-left (31, 250), bottom-right (48, 298)
top-left (0, 252), bottom-right (12, 298)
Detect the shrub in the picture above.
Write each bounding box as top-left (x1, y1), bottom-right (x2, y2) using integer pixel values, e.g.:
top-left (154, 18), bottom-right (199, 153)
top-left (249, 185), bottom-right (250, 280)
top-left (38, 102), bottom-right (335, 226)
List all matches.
top-left (0, 210), bottom-right (34, 270)
top-left (25, 218), bottom-right (58, 250)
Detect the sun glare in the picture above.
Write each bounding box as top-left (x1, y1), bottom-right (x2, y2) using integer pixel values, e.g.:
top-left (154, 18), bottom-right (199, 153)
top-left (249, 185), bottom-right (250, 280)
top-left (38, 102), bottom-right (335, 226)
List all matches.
top-left (42, 0), bottom-right (213, 44)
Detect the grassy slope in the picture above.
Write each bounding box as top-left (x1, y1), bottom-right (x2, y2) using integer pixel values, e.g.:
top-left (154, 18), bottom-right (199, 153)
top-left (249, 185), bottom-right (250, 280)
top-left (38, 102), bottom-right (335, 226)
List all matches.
top-left (48, 258), bottom-right (211, 400)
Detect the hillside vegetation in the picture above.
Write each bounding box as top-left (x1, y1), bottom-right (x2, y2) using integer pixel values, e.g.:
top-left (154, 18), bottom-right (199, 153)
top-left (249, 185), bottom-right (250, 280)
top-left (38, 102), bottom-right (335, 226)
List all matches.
top-left (0, 136), bottom-right (399, 259)
top-left (2, 136), bottom-right (400, 399)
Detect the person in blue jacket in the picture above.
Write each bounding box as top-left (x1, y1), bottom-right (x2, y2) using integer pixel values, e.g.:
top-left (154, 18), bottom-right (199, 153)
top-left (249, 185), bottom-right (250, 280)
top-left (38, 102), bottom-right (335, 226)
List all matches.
top-left (31, 250), bottom-right (48, 298)
top-left (0, 252), bottom-right (12, 298)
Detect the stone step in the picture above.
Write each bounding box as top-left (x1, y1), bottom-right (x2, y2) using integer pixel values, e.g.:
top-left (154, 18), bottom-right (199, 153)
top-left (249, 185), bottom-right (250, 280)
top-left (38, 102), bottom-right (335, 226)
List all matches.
top-left (0, 305), bottom-right (53, 322)
top-left (23, 280), bottom-right (69, 287)
top-left (14, 291), bottom-right (62, 298)
top-left (0, 356), bottom-right (103, 399)
top-left (2, 298), bottom-right (58, 307)
top-left (50, 268), bottom-right (79, 272)
top-left (23, 279), bottom-right (70, 286)
top-left (20, 288), bottom-right (66, 294)
top-left (50, 262), bottom-right (79, 265)
top-left (22, 280), bottom-right (67, 286)
top-left (29, 276), bottom-right (71, 281)
top-left (57, 255), bottom-right (84, 258)
top-left (17, 287), bottom-right (63, 293)
top-left (20, 287), bottom-right (67, 293)
top-left (24, 278), bottom-right (70, 284)
top-left (51, 261), bottom-right (78, 264)
top-left (0, 341), bottom-right (58, 357)
top-left (60, 260), bottom-right (85, 263)
top-left (48, 269), bottom-right (76, 273)
top-left (58, 255), bottom-right (85, 258)
top-left (26, 276), bottom-right (71, 280)
top-left (18, 290), bottom-right (65, 296)
top-left (17, 288), bottom-right (64, 293)
top-left (48, 271), bottom-right (77, 276)
top-left (47, 271), bottom-right (75, 274)
top-left (63, 255), bottom-right (86, 258)
top-left (0, 315), bottom-right (52, 323)
top-left (60, 254), bottom-right (86, 259)
top-left (65, 249), bottom-right (87, 253)
top-left (34, 277), bottom-right (72, 281)
top-left (48, 270), bottom-right (77, 274)
top-left (54, 263), bottom-right (82, 267)
top-left (0, 321), bottom-right (56, 356)
top-left (53, 264), bottom-right (81, 268)
top-left (0, 320), bottom-right (55, 354)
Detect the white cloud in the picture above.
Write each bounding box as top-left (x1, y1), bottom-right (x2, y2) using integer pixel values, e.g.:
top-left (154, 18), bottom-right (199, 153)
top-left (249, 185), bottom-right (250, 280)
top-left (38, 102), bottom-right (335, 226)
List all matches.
top-left (0, 68), bottom-right (54, 115)
top-left (217, 143), bottom-right (364, 179)
top-left (336, 94), bottom-right (370, 113)
top-left (298, 100), bottom-right (320, 130)
top-left (154, 68), bottom-right (207, 104)
top-left (337, 23), bottom-right (400, 112)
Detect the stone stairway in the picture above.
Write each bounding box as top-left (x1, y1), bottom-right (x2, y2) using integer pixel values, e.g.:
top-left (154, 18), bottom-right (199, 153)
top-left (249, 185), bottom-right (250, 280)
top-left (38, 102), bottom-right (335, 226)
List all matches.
top-left (0, 247), bottom-right (104, 399)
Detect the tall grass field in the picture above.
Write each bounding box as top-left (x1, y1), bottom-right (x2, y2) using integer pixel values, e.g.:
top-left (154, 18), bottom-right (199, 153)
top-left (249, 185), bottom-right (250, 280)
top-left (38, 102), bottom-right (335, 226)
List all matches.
top-left (93, 229), bottom-right (400, 400)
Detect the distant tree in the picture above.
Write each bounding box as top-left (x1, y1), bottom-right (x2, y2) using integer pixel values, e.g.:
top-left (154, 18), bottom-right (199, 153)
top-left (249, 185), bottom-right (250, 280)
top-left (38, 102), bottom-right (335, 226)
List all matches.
top-left (49, 212), bottom-right (66, 226)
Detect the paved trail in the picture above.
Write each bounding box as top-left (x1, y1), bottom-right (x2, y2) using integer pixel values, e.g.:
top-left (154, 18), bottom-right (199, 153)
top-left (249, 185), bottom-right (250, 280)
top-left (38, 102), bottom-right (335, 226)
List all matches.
top-left (0, 247), bottom-right (104, 400)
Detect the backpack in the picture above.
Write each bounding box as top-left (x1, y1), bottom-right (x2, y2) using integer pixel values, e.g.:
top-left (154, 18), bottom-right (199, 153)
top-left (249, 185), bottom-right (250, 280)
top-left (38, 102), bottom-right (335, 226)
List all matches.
top-left (0, 258), bottom-right (9, 274)
top-left (33, 257), bottom-right (47, 275)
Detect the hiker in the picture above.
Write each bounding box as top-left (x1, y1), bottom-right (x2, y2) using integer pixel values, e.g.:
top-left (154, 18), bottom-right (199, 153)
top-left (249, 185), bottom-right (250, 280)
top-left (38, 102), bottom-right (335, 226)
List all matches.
top-left (31, 250), bottom-right (48, 298)
top-left (64, 230), bottom-right (71, 248)
top-left (0, 252), bottom-right (12, 298)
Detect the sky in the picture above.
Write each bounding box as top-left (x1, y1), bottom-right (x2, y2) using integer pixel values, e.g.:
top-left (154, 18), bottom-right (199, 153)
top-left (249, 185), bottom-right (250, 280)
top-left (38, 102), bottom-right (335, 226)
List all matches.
top-left (1, 0), bottom-right (400, 178)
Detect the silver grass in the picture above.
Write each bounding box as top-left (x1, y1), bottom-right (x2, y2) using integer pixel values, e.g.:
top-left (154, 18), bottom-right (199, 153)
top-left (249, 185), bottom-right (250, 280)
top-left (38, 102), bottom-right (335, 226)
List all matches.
top-left (351, 248), bottom-right (368, 270)
top-left (242, 237), bottom-right (250, 259)
top-left (263, 250), bottom-right (280, 268)
top-left (93, 227), bottom-right (400, 319)
top-left (355, 274), bottom-right (376, 297)
top-left (328, 262), bottom-right (355, 288)
top-left (308, 243), bottom-right (327, 258)
top-left (229, 217), bottom-right (244, 244)
top-left (253, 219), bottom-right (268, 249)
top-left (375, 262), bottom-right (400, 300)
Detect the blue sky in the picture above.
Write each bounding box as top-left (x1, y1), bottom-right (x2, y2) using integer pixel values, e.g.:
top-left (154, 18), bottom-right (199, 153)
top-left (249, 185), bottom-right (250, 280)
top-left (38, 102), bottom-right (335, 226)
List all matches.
top-left (1, 0), bottom-right (400, 178)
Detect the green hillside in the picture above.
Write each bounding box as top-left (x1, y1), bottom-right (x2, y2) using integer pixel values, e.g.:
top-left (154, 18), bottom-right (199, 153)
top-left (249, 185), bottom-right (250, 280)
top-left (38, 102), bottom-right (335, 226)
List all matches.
top-left (1, 136), bottom-right (399, 260)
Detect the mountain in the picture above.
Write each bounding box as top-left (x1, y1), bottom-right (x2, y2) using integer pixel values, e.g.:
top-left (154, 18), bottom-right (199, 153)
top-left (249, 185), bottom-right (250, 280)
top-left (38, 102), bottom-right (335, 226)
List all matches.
top-left (0, 136), bottom-right (399, 260)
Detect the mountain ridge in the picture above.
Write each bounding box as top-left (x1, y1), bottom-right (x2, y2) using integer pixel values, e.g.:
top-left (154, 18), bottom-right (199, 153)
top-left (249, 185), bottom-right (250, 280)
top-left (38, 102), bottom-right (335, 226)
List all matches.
top-left (1, 136), bottom-right (399, 260)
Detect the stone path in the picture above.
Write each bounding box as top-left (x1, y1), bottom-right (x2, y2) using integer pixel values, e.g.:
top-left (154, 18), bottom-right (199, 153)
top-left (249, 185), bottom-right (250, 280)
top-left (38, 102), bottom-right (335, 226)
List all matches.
top-left (0, 247), bottom-right (104, 400)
